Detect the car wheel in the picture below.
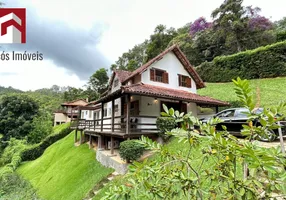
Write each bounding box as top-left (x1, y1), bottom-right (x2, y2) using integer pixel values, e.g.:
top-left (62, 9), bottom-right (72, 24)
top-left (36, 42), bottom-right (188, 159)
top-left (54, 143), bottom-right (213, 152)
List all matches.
top-left (258, 129), bottom-right (277, 142)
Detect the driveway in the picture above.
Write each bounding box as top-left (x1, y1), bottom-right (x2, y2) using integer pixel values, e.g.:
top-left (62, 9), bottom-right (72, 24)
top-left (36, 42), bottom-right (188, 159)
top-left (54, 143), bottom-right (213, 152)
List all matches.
top-left (255, 136), bottom-right (286, 149)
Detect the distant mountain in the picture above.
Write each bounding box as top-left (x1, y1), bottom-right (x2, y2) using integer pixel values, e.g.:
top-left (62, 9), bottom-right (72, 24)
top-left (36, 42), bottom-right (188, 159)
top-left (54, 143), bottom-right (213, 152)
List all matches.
top-left (0, 86), bottom-right (23, 95)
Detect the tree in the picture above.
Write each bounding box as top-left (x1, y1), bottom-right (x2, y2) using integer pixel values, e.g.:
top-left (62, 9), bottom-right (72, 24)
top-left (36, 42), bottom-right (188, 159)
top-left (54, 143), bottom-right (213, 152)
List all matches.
top-left (211, 0), bottom-right (249, 52)
top-left (190, 17), bottom-right (212, 36)
top-left (0, 95), bottom-right (39, 142)
top-left (145, 25), bottom-right (178, 61)
top-left (112, 41), bottom-right (148, 72)
top-left (88, 68), bottom-right (109, 94)
top-left (63, 87), bottom-right (86, 102)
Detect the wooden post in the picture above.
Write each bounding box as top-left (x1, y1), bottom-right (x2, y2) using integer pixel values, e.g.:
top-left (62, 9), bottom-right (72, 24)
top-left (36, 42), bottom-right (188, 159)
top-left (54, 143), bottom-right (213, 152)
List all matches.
top-left (89, 134), bottom-right (92, 149)
top-left (79, 131), bottom-right (82, 144)
top-left (101, 103), bottom-right (104, 132)
top-left (111, 136), bottom-right (114, 155)
top-left (98, 136), bottom-right (102, 150)
top-left (126, 94), bottom-right (131, 135)
top-left (215, 106), bottom-right (219, 113)
top-left (111, 99), bottom-right (115, 132)
top-left (74, 129), bottom-right (78, 144)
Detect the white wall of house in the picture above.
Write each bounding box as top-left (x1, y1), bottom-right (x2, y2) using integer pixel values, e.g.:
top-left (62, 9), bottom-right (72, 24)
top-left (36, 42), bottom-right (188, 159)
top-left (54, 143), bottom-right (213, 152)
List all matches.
top-left (54, 113), bottom-right (68, 126)
top-left (111, 76), bottom-right (121, 93)
top-left (141, 52), bottom-right (197, 93)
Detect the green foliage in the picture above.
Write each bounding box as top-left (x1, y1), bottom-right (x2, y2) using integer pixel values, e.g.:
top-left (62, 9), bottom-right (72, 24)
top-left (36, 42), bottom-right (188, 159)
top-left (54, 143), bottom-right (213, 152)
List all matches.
top-left (0, 138), bottom-right (27, 167)
top-left (0, 173), bottom-right (41, 200)
top-left (119, 140), bottom-right (145, 162)
top-left (27, 110), bottom-right (53, 144)
top-left (0, 86), bottom-right (22, 95)
top-left (197, 41), bottom-right (286, 82)
top-left (88, 68), bottom-right (109, 94)
top-left (156, 117), bottom-right (177, 139)
top-left (103, 78), bottom-right (286, 199)
top-left (0, 95), bottom-right (39, 142)
top-left (145, 25), bottom-right (178, 61)
top-left (0, 123), bottom-right (71, 178)
top-left (17, 131), bottom-right (113, 200)
top-left (277, 30), bottom-right (286, 41)
top-left (21, 125), bottom-right (72, 161)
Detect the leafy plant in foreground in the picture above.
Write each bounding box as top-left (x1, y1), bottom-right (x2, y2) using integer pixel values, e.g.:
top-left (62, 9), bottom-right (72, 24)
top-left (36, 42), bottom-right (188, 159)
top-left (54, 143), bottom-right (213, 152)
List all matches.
top-left (103, 78), bottom-right (286, 200)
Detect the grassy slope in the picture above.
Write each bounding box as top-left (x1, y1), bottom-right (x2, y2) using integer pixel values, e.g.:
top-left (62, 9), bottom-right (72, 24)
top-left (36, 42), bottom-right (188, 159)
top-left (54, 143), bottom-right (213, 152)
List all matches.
top-left (198, 77), bottom-right (286, 108)
top-left (17, 131), bottom-right (113, 200)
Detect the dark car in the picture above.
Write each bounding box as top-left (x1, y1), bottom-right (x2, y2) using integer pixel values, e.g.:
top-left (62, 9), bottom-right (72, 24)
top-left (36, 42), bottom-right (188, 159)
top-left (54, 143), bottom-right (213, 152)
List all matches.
top-left (200, 107), bottom-right (286, 142)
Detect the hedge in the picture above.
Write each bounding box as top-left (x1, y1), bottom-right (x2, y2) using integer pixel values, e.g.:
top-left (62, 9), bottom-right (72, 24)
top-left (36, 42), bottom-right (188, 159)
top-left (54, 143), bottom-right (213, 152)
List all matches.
top-left (21, 127), bottom-right (72, 161)
top-left (196, 41), bottom-right (286, 82)
top-left (0, 126), bottom-right (72, 177)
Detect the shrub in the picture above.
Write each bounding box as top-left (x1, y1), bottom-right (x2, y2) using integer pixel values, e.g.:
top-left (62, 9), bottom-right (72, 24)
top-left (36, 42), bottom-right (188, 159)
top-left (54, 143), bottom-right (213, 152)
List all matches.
top-left (196, 41), bottom-right (286, 82)
top-left (156, 117), bottom-right (177, 139)
top-left (21, 127), bottom-right (72, 161)
top-left (0, 138), bottom-right (27, 166)
top-left (119, 140), bottom-right (144, 163)
top-left (0, 173), bottom-right (41, 199)
top-left (277, 31), bottom-right (286, 42)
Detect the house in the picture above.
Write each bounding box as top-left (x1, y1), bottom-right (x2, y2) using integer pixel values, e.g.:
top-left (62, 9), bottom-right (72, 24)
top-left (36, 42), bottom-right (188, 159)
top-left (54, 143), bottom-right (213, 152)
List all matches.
top-left (53, 99), bottom-right (88, 126)
top-left (71, 45), bottom-right (229, 154)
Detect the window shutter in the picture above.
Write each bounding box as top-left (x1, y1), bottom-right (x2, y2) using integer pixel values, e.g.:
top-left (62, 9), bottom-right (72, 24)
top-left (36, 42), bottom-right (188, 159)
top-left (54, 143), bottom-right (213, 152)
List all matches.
top-left (163, 72), bottom-right (169, 84)
top-left (150, 69), bottom-right (155, 81)
top-left (186, 77), bottom-right (192, 88)
top-left (178, 74), bottom-right (182, 86)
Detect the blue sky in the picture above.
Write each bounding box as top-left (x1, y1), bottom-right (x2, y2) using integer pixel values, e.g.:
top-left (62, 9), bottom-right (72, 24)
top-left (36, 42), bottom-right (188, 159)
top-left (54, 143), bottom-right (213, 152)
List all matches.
top-left (0, 0), bottom-right (285, 91)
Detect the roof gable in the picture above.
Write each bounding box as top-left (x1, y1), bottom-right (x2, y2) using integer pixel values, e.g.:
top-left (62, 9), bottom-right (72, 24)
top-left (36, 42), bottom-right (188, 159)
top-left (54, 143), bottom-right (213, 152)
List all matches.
top-left (61, 99), bottom-right (88, 106)
top-left (123, 45), bottom-right (205, 89)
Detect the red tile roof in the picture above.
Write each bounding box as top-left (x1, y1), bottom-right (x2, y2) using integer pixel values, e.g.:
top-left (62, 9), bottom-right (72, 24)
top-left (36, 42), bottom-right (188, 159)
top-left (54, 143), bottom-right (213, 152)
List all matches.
top-left (122, 83), bottom-right (229, 106)
top-left (115, 70), bottom-right (133, 83)
top-left (123, 45), bottom-right (205, 89)
top-left (61, 99), bottom-right (88, 106)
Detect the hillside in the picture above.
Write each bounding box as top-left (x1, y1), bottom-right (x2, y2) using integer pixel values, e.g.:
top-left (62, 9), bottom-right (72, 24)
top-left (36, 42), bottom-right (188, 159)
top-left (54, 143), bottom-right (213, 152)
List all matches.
top-left (198, 77), bottom-right (286, 108)
top-left (0, 86), bottom-right (23, 95)
top-left (17, 131), bottom-right (113, 200)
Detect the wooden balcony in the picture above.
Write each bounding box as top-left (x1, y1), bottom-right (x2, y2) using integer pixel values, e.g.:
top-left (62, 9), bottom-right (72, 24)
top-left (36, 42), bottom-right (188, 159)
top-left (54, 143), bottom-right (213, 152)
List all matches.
top-left (70, 115), bottom-right (159, 138)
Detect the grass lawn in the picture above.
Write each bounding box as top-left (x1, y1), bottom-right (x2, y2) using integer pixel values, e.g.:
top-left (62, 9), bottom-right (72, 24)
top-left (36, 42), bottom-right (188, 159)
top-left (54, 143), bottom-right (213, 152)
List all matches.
top-left (17, 131), bottom-right (114, 200)
top-left (198, 77), bottom-right (286, 108)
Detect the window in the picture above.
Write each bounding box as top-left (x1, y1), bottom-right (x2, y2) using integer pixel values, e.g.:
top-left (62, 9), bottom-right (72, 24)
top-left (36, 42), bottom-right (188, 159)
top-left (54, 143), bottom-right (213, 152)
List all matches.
top-left (178, 74), bottom-right (192, 88)
top-left (104, 108), bottom-right (108, 117)
top-left (89, 111), bottom-right (92, 118)
top-left (150, 68), bottom-right (169, 83)
top-left (114, 104), bottom-right (119, 113)
top-left (114, 79), bottom-right (119, 87)
top-left (217, 110), bottom-right (235, 118)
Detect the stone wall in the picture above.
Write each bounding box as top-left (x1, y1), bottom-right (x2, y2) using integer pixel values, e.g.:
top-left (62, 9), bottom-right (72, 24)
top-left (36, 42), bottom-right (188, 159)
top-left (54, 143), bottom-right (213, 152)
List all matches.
top-left (96, 150), bottom-right (129, 175)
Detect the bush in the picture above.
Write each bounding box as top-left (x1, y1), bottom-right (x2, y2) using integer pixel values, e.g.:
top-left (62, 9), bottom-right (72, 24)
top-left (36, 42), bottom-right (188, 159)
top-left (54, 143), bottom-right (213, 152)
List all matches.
top-left (196, 41), bottom-right (286, 82)
top-left (0, 138), bottom-right (27, 166)
top-left (156, 117), bottom-right (177, 139)
top-left (21, 127), bottom-right (72, 161)
top-left (119, 140), bottom-right (144, 163)
top-left (277, 31), bottom-right (286, 42)
top-left (0, 173), bottom-right (41, 199)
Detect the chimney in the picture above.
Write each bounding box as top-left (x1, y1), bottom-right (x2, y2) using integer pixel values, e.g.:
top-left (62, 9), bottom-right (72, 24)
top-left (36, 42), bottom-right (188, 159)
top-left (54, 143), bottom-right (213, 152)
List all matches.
top-left (86, 98), bottom-right (89, 103)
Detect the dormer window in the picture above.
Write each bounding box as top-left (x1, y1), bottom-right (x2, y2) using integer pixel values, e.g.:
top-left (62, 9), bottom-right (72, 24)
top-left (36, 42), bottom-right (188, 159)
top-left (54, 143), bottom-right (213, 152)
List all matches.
top-left (114, 79), bottom-right (119, 87)
top-left (150, 68), bottom-right (169, 84)
top-left (178, 74), bottom-right (192, 88)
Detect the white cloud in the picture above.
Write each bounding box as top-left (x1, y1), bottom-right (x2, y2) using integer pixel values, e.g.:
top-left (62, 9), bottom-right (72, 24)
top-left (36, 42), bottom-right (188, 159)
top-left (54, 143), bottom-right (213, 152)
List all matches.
top-left (0, 58), bottom-right (86, 91)
top-left (1, 0), bottom-right (286, 90)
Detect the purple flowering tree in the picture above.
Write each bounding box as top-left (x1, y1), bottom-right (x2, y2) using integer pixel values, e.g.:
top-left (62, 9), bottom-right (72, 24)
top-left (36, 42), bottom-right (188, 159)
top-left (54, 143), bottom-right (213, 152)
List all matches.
top-left (248, 16), bottom-right (273, 31)
top-left (190, 17), bottom-right (212, 35)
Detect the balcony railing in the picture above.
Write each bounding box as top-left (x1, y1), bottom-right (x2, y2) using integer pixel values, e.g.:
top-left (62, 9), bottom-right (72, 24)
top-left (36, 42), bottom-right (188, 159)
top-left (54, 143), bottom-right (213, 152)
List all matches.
top-left (71, 115), bottom-right (159, 135)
